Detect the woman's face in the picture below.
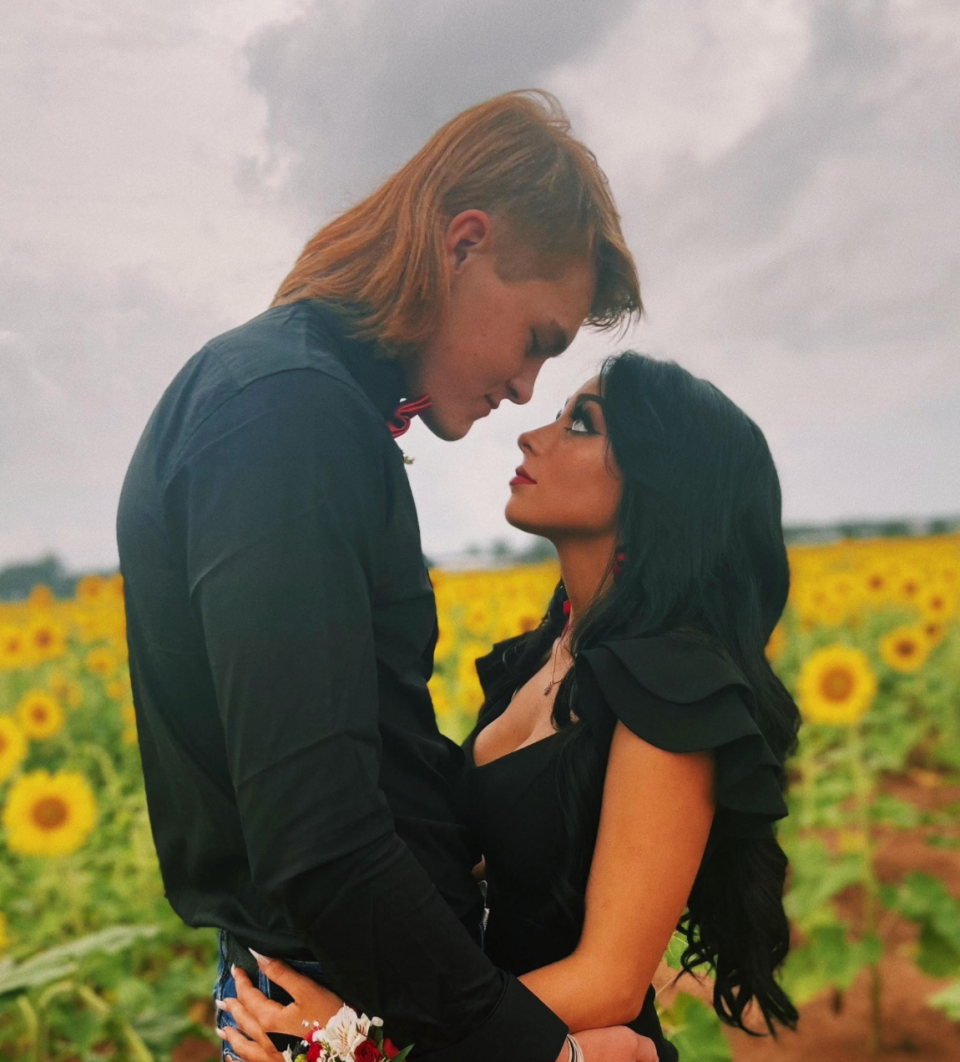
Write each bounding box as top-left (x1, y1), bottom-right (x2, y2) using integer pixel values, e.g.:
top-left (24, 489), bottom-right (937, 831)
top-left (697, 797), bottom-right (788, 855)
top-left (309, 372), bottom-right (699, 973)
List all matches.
top-left (505, 376), bottom-right (622, 543)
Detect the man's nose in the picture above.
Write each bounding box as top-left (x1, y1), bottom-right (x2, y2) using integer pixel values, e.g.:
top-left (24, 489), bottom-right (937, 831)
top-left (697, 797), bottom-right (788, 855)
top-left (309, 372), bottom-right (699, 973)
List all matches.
top-left (506, 359), bottom-right (544, 405)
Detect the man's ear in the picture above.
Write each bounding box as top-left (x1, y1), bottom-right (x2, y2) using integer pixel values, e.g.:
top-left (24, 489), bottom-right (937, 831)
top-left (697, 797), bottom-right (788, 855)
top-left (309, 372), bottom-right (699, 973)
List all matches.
top-left (444, 210), bottom-right (492, 272)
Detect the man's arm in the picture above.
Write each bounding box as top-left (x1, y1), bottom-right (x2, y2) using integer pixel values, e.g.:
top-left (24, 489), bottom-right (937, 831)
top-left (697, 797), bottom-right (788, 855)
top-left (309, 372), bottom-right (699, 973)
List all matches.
top-left (169, 369), bottom-right (568, 1061)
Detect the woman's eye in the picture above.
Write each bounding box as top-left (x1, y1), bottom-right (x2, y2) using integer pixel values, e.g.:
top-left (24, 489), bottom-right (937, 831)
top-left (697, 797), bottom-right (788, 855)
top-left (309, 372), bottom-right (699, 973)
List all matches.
top-left (568, 416), bottom-right (591, 434)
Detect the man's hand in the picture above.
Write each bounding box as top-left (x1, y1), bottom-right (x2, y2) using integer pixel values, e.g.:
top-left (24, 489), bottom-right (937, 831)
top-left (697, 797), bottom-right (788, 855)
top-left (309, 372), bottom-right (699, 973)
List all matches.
top-left (556, 1027), bottom-right (658, 1062)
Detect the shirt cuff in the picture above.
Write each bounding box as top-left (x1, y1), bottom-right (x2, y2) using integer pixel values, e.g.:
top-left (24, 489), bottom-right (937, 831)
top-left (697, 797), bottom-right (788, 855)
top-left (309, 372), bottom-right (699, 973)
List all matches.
top-left (417, 974), bottom-right (569, 1062)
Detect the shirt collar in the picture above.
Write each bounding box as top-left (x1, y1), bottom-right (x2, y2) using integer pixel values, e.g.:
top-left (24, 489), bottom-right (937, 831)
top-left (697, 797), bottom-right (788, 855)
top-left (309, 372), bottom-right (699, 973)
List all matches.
top-left (301, 300), bottom-right (409, 422)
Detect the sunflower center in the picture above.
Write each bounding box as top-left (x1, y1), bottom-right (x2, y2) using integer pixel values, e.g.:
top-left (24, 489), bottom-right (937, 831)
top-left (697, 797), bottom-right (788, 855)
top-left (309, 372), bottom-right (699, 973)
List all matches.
top-left (0, 735), bottom-right (7, 755)
top-left (35, 631), bottom-right (52, 647)
top-left (895, 639), bottom-right (917, 658)
top-left (30, 706), bottom-right (48, 723)
top-left (820, 667), bottom-right (855, 701)
top-left (868, 576), bottom-right (884, 590)
top-left (32, 797), bottom-right (69, 830)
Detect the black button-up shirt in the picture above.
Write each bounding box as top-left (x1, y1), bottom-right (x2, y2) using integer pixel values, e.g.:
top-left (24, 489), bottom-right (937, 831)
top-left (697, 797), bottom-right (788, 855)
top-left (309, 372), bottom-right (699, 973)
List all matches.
top-left (116, 301), bottom-right (568, 1060)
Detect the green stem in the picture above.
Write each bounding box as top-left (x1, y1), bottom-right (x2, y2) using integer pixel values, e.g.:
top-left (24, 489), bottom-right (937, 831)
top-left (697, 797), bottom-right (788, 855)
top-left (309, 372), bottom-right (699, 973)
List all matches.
top-left (849, 720), bottom-right (882, 1053)
top-left (75, 984), bottom-right (154, 1062)
top-left (75, 740), bottom-right (120, 793)
top-left (16, 995), bottom-right (40, 1062)
top-left (799, 731), bottom-right (819, 833)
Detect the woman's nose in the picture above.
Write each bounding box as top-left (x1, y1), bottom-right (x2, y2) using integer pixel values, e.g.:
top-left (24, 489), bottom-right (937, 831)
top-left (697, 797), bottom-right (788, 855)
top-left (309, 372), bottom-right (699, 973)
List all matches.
top-left (517, 430), bottom-right (534, 454)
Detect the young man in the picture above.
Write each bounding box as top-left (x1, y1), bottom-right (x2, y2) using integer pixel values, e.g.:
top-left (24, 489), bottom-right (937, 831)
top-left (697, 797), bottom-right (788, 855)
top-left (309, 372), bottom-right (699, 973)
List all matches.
top-left (117, 92), bottom-right (643, 1062)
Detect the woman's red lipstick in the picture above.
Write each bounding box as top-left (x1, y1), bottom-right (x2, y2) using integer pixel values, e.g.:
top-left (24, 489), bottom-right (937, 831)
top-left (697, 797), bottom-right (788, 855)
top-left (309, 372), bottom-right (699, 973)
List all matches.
top-left (510, 466), bottom-right (537, 486)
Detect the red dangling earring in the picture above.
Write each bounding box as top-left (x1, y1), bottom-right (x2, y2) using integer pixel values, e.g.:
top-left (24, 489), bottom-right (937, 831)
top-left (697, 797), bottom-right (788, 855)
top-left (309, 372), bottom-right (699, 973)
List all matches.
top-left (612, 551), bottom-right (627, 578)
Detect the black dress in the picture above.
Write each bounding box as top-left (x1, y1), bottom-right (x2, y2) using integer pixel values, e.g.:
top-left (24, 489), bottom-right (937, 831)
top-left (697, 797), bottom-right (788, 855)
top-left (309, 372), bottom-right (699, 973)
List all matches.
top-left (459, 630), bottom-right (790, 1062)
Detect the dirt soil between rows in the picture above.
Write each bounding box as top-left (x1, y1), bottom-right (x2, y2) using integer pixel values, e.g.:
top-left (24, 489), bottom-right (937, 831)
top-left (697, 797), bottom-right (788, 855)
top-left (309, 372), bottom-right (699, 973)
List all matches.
top-left (655, 771), bottom-right (960, 1061)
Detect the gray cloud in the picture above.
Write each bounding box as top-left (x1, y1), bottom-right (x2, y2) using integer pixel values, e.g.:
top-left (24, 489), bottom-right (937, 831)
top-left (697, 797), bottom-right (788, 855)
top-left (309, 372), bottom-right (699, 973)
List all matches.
top-left (0, 253), bottom-right (226, 565)
top-left (1, 0), bottom-right (957, 568)
top-left (243, 0), bottom-right (637, 215)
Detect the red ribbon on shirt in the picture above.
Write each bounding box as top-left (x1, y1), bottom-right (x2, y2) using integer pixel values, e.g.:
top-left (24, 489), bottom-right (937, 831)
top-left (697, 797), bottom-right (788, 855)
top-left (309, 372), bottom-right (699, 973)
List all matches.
top-left (389, 395), bottom-right (433, 438)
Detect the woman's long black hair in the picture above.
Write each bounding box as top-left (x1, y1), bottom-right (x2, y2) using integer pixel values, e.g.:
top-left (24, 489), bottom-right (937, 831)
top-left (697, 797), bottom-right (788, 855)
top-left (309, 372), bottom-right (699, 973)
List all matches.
top-left (473, 352), bottom-right (800, 1033)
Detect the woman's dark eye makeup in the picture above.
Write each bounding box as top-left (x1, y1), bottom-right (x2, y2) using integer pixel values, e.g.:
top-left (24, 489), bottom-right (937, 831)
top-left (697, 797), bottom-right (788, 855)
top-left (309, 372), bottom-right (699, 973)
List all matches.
top-left (554, 395), bottom-right (602, 433)
top-left (567, 398), bottom-right (596, 434)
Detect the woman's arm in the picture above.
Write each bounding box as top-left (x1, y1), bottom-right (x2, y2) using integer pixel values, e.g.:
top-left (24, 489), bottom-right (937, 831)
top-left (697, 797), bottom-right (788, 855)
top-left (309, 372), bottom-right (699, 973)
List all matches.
top-left (219, 721), bottom-right (710, 1057)
top-left (520, 720), bottom-right (716, 1031)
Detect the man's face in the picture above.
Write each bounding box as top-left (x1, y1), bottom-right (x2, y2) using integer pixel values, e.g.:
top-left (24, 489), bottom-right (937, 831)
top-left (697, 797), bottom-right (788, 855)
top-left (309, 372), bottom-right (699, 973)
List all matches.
top-left (409, 215), bottom-right (596, 441)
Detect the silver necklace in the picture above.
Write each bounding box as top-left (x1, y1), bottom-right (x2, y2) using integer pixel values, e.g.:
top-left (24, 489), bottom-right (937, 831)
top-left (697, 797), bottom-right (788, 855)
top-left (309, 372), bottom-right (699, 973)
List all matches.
top-left (543, 632), bottom-right (570, 696)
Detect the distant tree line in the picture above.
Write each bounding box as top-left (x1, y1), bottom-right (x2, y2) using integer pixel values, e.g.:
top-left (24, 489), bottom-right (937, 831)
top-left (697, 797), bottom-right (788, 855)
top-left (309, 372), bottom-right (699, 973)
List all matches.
top-left (0, 554), bottom-right (114, 602)
top-left (2, 516), bottom-right (959, 600)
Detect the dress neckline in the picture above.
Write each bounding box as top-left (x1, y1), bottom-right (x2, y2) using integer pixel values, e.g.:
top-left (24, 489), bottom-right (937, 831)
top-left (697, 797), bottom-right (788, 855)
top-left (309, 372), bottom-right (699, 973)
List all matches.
top-left (468, 727), bottom-right (564, 771)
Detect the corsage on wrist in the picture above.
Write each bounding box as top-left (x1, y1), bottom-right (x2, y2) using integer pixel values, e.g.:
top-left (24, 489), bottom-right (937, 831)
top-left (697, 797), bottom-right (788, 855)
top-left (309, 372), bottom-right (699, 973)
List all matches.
top-left (287, 1004), bottom-right (412, 1062)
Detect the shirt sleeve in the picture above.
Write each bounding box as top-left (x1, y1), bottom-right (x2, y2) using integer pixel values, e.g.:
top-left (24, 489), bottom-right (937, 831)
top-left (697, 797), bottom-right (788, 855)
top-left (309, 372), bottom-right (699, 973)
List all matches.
top-left (165, 368), bottom-right (568, 1061)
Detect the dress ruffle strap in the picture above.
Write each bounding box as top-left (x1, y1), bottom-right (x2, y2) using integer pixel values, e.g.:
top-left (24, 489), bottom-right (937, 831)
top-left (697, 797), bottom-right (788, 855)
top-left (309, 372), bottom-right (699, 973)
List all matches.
top-left (577, 633), bottom-right (788, 838)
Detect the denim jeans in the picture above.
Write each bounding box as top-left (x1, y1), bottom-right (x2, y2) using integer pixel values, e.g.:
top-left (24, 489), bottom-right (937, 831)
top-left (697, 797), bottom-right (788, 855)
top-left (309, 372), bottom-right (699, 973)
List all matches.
top-left (214, 930), bottom-right (326, 1061)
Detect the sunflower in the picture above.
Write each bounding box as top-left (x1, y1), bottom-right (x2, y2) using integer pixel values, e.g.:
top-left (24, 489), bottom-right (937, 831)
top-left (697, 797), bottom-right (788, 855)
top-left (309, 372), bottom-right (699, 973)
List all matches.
top-left (765, 622), bottom-right (787, 662)
top-left (75, 574), bottom-right (107, 605)
top-left (796, 645), bottom-right (877, 726)
top-left (0, 910), bottom-right (9, 952)
top-left (0, 626), bottom-right (27, 671)
top-left (861, 567), bottom-right (891, 605)
top-left (921, 584), bottom-right (956, 623)
top-left (2, 770), bottom-right (98, 856)
top-left (428, 679), bottom-right (454, 719)
top-left (879, 626), bottom-right (931, 674)
top-left (0, 716), bottom-right (28, 782)
top-left (893, 568), bottom-right (925, 607)
top-left (121, 702), bottom-right (138, 745)
top-left (921, 620), bottom-right (946, 647)
top-left (25, 617), bottom-right (67, 663)
top-left (85, 646), bottom-right (118, 678)
top-left (463, 601), bottom-right (492, 636)
top-left (15, 691), bottom-right (65, 741)
top-left (105, 674), bottom-right (130, 700)
top-left (28, 584), bottom-right (56, 610)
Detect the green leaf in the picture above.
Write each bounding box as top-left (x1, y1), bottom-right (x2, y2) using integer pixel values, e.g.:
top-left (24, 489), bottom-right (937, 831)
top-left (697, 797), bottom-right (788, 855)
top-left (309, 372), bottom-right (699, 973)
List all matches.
top-left (391, 1043), bottom-right (414, 1061)
top-left (929, 979), bottom-right (960, 1021)
top-left (664, 932), bottom-right (687, 972)
top-left (783, 841), bottom-right (863, 928)
top-left (872, 793), bottom-right (922, 828)
top-left (132, 1009), bottom-right (194, 1049)
top-left (780, 925), bottom-right (871, 1005)
top-left (925, 835), bottom-right (960, 850)
top-left (885, 872), bottom-right (960, 977)
top-left (659, 992), bottom-right (732, 1062)
top-left (0, 924), bottom-right (160, 998)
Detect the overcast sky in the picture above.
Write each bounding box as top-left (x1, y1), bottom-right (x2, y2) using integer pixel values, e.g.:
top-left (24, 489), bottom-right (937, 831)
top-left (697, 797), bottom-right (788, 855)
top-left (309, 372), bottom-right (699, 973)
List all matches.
top-left (1, 0), bottom-right (958, 570)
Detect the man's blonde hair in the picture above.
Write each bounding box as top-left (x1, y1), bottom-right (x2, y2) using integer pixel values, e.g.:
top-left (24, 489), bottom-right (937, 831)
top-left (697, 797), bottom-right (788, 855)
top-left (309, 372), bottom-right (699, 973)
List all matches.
top-left (272, 91), bottom-right (641, 354)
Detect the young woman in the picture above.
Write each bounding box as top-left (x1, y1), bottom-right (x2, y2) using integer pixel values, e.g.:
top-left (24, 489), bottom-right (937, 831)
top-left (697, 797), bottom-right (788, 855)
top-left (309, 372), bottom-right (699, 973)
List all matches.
top-left (219, 352), bottom-right (800, 1062)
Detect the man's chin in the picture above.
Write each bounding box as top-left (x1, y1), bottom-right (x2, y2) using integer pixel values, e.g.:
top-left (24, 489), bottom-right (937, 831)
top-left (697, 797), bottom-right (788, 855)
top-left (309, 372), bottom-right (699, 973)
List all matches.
top-left (420, 407), bottom-right (472, 442)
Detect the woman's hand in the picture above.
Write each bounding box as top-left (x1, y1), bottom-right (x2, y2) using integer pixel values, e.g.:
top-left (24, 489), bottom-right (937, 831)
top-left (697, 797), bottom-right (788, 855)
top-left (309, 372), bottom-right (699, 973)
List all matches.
top-left (216, 954), bottom-right (344, 1060)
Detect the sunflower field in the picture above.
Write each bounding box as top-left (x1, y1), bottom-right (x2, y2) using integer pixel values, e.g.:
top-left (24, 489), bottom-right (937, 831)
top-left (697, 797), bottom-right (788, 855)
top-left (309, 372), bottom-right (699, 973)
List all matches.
top-left (1, 536), bottom-right (959, 1060)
